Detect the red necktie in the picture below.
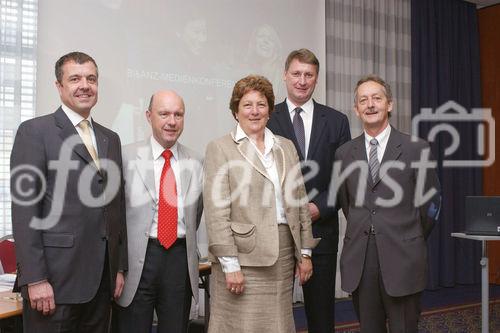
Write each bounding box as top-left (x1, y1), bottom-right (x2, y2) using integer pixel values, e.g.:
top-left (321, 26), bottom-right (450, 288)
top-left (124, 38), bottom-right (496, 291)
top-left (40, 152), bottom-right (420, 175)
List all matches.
top-left (158, 149), bottom-right (178, 249)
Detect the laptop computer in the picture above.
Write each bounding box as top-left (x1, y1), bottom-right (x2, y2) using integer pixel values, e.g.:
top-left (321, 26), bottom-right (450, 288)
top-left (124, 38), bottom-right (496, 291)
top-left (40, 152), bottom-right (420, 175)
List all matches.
top-left (464, 196), bottom-right (500, 236)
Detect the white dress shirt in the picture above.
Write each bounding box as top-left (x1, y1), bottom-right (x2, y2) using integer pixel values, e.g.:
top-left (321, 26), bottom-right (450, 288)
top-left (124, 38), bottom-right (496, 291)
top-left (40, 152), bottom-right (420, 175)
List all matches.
top-left (286, 98), bottom-right (314, 160)
top-left (363, 124), bottom-right (391, 162)
top-left (236, 124), bottom-right (287, 224)
top-left (61, 104), bottom-right (98, 154)
top-left (149, 136), bottom-right (186, 239)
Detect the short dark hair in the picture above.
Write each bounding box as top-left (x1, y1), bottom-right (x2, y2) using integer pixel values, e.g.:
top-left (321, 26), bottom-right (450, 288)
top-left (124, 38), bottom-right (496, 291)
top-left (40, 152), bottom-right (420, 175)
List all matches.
top-left (285, 48), bottom-right (319, 74)
top-left (229, 75), bottom-right (275, 120)
top-left (148, 94), bottom-right (155, 111)
top-left (55, 52), bottom-right (98, 83)
top-left (354, 74), bottom-right (393, 103)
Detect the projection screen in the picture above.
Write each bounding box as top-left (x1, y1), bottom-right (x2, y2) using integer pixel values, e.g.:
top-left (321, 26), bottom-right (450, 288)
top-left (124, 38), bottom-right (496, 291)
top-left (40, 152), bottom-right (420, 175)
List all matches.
top-left (36, 0), bottom-right (326, 154)
top-left (36, 0), bottom-right (326, 267)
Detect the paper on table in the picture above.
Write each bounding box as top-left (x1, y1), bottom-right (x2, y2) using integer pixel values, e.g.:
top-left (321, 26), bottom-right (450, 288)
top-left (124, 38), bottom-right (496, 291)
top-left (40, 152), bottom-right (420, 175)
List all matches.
top-left (0, 285), bottom-right (12, 292)
top-left (0, 274), bottom-right (15, 292)
top-left (0, 273), bottom-right (16, 289)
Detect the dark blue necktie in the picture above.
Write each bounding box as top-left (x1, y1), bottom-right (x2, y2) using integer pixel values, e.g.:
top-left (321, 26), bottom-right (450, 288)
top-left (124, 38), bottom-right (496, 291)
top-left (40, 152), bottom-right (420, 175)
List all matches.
top-left (293, 107), bottom-right (305, 158)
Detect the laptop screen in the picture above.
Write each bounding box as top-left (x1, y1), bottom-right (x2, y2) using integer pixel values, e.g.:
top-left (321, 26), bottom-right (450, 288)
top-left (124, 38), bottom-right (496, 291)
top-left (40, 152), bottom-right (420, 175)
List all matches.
top-left (465, 196), bottom-right (500, 235)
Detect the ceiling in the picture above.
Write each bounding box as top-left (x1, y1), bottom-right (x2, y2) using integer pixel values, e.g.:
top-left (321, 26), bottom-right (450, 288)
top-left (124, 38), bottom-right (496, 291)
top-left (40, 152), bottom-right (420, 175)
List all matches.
top-left (465, 0), bottom-right (500, 8)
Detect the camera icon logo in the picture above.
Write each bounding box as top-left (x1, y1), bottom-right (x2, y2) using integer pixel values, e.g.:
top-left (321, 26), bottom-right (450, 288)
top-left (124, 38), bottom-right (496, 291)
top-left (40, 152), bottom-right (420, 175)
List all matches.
top-left (412, 100), bottom-right (495, 167)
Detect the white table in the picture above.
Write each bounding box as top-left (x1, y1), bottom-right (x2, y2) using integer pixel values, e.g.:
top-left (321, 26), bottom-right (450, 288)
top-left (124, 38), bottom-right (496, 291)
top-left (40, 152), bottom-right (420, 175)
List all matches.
top-left (451, 232), bottom-right (500, 333)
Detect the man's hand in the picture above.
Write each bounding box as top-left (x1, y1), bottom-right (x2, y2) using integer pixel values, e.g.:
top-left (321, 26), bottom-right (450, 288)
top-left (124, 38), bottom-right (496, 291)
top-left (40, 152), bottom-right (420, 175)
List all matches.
top-left (296, 257), bottom-right (313, 285)
top-left (114, 272), bottom-right (125, 299)
top-left (225, 270), bottom-right (245, 295)
top-left (28, 281), bottom-right (55, 316)
top-left (308, 202), bottom-right (320, 222)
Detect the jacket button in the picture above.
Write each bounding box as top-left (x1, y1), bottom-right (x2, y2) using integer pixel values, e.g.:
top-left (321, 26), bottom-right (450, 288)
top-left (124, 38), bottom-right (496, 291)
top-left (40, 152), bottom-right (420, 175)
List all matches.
top-left (371, 210), bottom-right (376, 215)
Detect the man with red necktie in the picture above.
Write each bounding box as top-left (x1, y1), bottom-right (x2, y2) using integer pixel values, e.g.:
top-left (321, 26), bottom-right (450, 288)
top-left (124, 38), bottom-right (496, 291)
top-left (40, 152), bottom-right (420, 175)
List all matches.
top-left (114, 90), bottom-right (203, 333)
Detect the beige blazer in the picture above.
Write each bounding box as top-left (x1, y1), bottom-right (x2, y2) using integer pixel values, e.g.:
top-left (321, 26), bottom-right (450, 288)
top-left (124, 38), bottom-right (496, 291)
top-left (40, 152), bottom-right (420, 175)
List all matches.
top-left (203, 128), bottom-right (319, 267)
top-left (117, 139), bottom-right (203, 307)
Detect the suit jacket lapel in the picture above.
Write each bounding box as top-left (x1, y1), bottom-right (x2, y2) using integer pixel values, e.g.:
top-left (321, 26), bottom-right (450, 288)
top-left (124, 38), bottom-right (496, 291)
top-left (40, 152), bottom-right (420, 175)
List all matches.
top-left (135, 142), bottom-right (156, 202)
top-left (93, 121), bottom-right (108, 172)
top-left (231, 129), bottom-right (270, 180)
top-left (274, 101), bottom-right (305, 160)
top-left (350, 134), bottom-right (374, 187)
top-left (236, 139), bottom-right (270, 180)
top-left (376, 127), bottom-right (402, 186)
top-left (177, 144), bottom-right (192, 202)
top-left (381, 127), bottom-right (403, 164)
top-left (272, 141), bottom-right (286, 186)
top-left (307, 101), bottom-right (327, 160)
top-left (351, 134), bottom-right (368, 163)
top-left (55, 108), bottom-right (97, 169)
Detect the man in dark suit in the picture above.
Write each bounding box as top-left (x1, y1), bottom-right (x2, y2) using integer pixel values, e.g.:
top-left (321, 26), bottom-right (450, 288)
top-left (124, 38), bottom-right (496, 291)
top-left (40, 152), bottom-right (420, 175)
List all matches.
top-left (335, 75), bottom-right (441, 332)
top-left (10, 51), bottom-right (128, 332)
top-left (267, 48), bottom-right (351, 333)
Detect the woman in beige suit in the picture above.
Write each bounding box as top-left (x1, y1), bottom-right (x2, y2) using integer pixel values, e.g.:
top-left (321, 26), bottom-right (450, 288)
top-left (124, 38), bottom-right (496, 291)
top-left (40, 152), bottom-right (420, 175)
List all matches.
top-left (204, 75), bottom-right (318, 333)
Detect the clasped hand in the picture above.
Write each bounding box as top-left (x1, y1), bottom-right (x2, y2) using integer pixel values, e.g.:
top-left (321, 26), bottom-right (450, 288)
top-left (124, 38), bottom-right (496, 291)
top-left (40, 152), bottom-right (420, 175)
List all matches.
top-left (225, 270), bottom-right (244, 295)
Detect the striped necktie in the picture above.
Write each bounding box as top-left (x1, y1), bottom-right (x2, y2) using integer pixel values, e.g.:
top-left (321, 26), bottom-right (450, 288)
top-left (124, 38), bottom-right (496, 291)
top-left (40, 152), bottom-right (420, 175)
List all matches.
top-left (369, 138), bottom-right (380, 183)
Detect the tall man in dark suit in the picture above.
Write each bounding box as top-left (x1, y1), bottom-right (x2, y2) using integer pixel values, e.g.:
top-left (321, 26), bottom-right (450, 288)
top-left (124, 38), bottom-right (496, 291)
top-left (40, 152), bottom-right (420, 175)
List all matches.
top-left (10, 51), bottom-right (128, 332)
top-left (335, 75), bottom-right (441, 332)
top-left (267, 48), bottom-right (351, 333)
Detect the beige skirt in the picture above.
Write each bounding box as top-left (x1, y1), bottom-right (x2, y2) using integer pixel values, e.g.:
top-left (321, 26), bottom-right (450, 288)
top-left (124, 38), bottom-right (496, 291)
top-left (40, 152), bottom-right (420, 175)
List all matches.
top-left (208, 224), bottom-right (296, 333)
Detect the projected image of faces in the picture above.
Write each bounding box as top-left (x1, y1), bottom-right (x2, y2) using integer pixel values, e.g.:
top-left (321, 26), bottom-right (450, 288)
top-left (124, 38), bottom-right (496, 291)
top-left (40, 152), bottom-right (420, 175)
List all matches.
top-left (245, 24), bottom-right (285, 101)
top-left (254, 24), bottom-right (280, 59)
top-left (181, 18), bottom-right (208, 56)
